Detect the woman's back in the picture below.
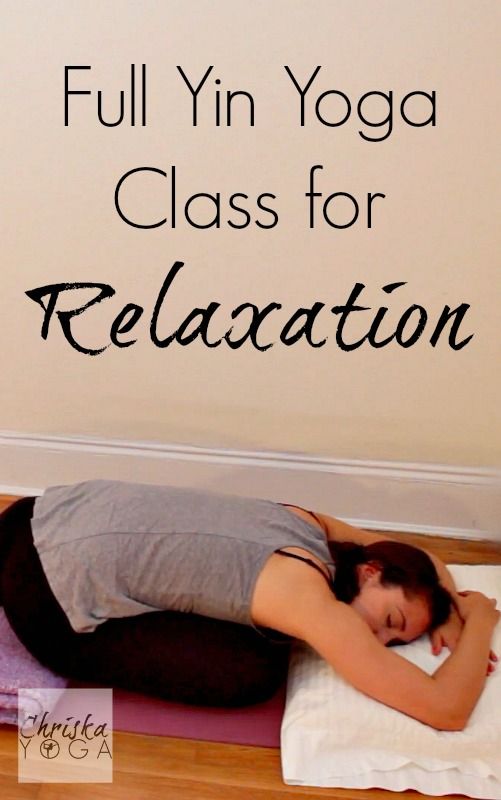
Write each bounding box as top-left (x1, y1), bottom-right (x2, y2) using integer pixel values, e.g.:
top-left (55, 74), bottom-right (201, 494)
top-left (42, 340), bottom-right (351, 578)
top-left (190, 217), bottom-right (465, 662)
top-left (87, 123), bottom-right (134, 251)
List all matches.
top-left (31, 479), bottom-right (333, 633)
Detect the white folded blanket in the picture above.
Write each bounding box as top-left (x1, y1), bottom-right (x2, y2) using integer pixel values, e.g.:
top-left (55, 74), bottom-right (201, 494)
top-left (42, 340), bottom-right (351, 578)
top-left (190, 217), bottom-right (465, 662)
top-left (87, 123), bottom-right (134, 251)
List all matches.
top-left (281, 564), bottom-right (501, 799)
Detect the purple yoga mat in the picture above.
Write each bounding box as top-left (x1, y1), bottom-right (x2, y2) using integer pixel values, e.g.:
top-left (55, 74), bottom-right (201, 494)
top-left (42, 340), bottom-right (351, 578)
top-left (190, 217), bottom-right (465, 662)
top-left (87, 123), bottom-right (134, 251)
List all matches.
top-left (69, 679), bottom-right (286, 747)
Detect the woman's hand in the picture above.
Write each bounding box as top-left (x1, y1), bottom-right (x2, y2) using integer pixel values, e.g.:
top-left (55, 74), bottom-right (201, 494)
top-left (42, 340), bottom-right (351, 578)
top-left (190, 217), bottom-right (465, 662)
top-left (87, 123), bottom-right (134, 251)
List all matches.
top-left (455, 590), bottom-right (500, 623)
top-left (435, 591), bottom-right (499, 674)
top-left (429, 605), bottom-right (464, 655)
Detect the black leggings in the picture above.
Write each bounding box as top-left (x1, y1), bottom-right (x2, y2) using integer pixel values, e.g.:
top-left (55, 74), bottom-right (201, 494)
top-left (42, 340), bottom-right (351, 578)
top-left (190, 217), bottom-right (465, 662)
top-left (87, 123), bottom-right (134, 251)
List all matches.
top-left (0, 498), bottom-right (289, 707)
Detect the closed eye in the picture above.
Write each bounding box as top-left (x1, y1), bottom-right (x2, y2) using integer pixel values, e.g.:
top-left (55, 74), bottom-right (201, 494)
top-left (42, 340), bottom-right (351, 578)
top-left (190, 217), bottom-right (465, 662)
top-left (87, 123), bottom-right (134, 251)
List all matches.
top-left (387, 611), bottom-right (406, 632)
top-left (385, 612), bottom-right (406, 646)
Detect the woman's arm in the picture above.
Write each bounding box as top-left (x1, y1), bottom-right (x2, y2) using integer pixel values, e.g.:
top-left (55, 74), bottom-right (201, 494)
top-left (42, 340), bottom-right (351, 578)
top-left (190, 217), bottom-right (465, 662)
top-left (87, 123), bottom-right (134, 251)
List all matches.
top-left (252, 551), bottom-right (499, 729)
top-left (313, 511), bottom-right (387, 547)
top-left (290, 585), bottom-right (499, 730)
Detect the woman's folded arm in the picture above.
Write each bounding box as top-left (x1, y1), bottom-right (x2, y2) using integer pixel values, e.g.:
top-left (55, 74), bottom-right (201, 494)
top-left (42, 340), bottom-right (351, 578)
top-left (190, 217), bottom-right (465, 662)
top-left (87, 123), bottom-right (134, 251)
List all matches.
top-left (289, 588), bottom-right (498, 731)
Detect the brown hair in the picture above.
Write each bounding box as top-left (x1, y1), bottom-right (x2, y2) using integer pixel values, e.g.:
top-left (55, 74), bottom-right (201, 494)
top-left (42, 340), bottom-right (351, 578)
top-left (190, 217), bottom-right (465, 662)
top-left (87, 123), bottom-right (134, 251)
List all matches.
top-left (328, 540), bottom-right (452, 631)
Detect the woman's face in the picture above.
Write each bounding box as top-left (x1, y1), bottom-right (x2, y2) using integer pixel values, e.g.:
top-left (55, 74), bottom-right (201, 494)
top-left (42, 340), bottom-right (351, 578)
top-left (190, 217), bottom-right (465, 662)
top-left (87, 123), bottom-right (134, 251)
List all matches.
top-left (350, 563), bottom-right (431, 646)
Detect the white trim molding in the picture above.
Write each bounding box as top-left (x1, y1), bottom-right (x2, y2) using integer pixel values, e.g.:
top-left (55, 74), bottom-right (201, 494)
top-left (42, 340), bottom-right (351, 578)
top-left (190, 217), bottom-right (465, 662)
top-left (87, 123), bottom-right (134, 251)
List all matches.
top-left (0, 431), bottom-right (499, 541)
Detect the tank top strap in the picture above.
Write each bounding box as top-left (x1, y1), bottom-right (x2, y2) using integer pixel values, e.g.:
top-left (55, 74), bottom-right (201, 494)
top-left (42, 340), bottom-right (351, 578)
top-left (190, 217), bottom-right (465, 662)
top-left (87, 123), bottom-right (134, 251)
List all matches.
top-left (275, 548), bottom-right (333, 590)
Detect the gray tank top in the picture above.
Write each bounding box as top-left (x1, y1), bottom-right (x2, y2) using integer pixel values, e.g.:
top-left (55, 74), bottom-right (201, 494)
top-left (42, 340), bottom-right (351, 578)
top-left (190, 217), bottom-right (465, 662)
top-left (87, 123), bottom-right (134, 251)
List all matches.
top-left (31, 480), bottom-right (334, 634)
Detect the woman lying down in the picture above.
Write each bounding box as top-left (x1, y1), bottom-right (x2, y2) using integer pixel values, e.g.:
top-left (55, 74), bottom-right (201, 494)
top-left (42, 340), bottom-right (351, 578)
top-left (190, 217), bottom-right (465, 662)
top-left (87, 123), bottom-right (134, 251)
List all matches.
top-left (0, 480), bottom-right (498, 730)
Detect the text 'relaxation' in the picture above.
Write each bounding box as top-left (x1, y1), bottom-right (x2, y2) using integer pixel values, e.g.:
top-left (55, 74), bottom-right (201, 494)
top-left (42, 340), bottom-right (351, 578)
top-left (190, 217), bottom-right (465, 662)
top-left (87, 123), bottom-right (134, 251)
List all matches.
top-left (25, 262), bottom-right (472, 356)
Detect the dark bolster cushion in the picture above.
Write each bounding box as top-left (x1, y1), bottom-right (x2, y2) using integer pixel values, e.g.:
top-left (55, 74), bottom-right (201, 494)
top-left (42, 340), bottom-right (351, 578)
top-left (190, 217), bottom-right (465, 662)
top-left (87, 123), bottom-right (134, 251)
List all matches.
top-left (0, 497), bottom-right (289, 707)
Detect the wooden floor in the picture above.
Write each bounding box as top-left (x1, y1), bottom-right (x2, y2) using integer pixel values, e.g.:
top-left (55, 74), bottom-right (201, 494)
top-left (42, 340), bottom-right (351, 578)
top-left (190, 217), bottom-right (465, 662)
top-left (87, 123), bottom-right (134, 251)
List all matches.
top-left (1, 495), bottom-right (500, 800)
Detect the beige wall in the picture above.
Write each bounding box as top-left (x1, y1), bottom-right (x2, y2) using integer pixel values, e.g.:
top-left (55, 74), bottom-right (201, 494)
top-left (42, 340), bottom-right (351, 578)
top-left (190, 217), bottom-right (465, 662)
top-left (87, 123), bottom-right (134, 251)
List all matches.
top-left (2, 1), bottom-right (500, 467)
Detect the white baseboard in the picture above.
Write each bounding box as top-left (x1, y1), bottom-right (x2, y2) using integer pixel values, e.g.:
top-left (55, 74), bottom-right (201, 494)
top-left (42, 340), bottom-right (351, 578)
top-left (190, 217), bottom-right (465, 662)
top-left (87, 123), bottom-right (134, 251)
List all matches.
top-left (0, 431), bottom-right (499, 541)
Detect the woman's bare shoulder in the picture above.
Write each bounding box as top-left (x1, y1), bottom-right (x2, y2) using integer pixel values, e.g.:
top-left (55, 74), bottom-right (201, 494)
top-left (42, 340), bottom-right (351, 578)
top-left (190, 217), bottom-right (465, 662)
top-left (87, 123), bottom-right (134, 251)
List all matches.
top-left (250, 549), bottom-right (337, 639)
